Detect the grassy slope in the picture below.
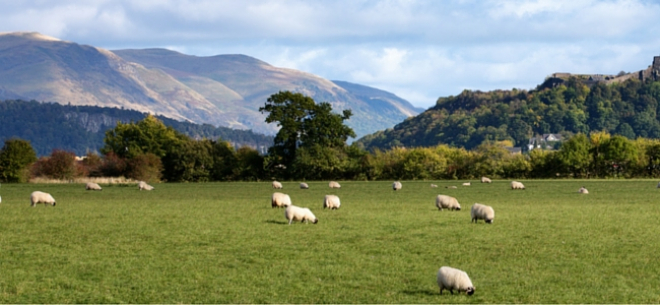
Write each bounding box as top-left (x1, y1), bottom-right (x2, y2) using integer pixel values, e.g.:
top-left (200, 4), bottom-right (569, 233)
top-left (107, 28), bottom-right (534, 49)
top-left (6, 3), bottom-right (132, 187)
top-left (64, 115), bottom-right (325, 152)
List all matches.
top-left (0, 180), bottom-right (658, 303)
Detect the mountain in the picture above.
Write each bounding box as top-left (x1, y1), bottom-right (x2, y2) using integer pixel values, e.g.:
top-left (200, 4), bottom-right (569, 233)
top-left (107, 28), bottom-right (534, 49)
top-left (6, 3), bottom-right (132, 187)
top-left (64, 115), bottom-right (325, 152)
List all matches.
top-left (0, 99), bottom-right (273, 156)
top-left (356, 73), bottom-right (660, 151)
top-left (0, 32), bottom-right (421, 138)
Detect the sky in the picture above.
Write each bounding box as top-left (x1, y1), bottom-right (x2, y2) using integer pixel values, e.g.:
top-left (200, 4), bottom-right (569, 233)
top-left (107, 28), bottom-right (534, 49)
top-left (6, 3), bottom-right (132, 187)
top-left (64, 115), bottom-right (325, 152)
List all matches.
top-left (2, 0), bottom-right (660, 109)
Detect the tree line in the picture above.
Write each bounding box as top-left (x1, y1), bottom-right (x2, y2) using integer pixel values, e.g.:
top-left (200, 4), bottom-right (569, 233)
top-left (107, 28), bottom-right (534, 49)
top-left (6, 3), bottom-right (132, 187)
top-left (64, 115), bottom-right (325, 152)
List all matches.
top-left (357, 77), bottom-right (660, 150)
top-left (2, 91), bottom-right (660, 183)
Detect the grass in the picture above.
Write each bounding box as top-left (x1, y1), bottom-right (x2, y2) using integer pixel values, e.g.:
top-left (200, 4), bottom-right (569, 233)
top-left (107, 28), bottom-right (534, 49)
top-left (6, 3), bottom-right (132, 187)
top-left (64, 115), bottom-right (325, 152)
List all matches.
top-left (0, 180), bottom-right (659, 303)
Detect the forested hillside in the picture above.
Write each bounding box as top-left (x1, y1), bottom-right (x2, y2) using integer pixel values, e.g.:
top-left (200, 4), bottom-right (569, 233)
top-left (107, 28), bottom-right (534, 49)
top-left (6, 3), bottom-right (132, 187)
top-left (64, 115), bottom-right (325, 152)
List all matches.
top-left (0, 100), bottom-right (273, 156)
top-left (357, 77), bottom-right (660, 150)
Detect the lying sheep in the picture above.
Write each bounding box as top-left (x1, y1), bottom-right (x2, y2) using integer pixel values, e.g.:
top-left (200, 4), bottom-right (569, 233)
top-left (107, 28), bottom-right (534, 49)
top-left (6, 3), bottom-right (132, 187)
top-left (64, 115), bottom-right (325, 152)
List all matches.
top-left (462, 182), bottom-right (471, 186)
top-left (323, 195), bottom-right (341, 209)
top-left (445, 186), bottom-right (457, 189)
top-left (430, 184), bottom-right (438, 188)
top-left (393, 181), bottom-right (402, 191)
top-left (471, 203), bottom-right (495, 224)
top-left (436, 195), bottom-right (461, 211)
top-left (85, 182), bottom-right (102, 191)
top-left (138, 181), bottom-right (154, 191)
top-left (437, 266), bottom-right (475, 295)
top-left (271, 192), bottom-right (292, 208)
top-left (481, 176), bottom-right (492, 183)
top-left (329, 181), bottom-right (341, 189)
top-left (30, 191), bottom-right (56, 207)
top-left (511, 181), bottom-right (525, 190)
top-left (578, 186), bottom-right (589, 194)
top-left (272, 181), bottom-right (283, 189)
top-left (300, 182), bottom-right (309, 189)
top-left (285, 205), bottom-right (318, 224)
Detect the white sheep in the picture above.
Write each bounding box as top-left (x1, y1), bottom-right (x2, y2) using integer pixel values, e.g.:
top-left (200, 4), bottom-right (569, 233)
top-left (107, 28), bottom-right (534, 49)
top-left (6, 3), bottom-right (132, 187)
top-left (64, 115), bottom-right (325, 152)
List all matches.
top-left (430, 184), bottom-right (438, 188)
top-left (436, 195), bottom-right (461, 211)
top-left (285, 205), bottom-right (318, 224)
top-left (30, 191), bottom-right (56, 207)
top-left (323, 195), bottom-right (341, 209)
top-left (300, 182), bottom-right (309, 189)
top-left (481, 176), bottom-right (492, 183)
top-left (657, 182), bottom-right (660, 188)
top-left (462, 182), bottom-right (471, 186)
top-left (437, 266), bottom-right (475, 295)
top-left (272, 181), bottom-right (283, 189)
top-left (471, 203), bottom-right (495, 224)
top-left (578, 186), bottom-right (589, 194)
top-left (511, 181), bottom-right (525, 190)
top-left (271, 192), bottom-right (292, 208)
top-left (85, 182), bottom-right (102, 191)
top-left (138, 181), bottom-right (154, 191)
top-left (329, 181), bottom-right (341, 189)
top-left (445, 186), bottom-right (457, 189)
top-left (393, 181), bottom-right (402, 191)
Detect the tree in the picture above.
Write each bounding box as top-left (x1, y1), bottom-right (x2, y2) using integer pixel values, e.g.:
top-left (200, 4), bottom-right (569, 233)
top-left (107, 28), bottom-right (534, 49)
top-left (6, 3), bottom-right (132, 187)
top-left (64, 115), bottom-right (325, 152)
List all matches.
top-left (0, 138), bottom-right (38, 182)
top-left (31, 149), bottom-right (78, 180)
top-left (102, 114), bottom-right (187, 159)
top-left (558, 133), bottom-right (591, 178)
top-left (259, 91), bottom-right (355, 177)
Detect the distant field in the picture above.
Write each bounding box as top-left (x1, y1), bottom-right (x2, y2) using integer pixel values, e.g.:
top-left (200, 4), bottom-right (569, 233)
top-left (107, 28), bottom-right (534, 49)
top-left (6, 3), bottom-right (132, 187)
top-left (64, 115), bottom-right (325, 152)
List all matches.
top-left (0, 180), bottom-right (659, 303)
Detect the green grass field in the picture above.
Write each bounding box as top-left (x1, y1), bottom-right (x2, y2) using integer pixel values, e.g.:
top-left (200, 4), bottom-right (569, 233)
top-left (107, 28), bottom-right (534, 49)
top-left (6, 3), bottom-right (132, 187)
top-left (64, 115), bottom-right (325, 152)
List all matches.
top-left (0, 180), bottom-right (659, 303)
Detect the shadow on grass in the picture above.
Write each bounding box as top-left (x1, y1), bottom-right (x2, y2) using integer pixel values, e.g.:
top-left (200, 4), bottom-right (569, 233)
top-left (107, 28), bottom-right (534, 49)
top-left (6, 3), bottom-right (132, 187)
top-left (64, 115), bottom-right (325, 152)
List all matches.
top-left (402, 289), bottom-right (438, 296)
top-left (266, 219), bottom-right (288, 225)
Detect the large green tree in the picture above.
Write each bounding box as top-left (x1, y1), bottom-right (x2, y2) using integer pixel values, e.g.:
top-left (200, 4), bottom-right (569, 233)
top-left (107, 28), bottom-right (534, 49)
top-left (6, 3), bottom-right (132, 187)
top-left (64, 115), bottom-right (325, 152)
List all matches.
top-left (259, 91), bottom-right (355, 177)
top-left (101, 114), bottom-right (187, 159)
top-left (0, 138), bottom-right (37, 182)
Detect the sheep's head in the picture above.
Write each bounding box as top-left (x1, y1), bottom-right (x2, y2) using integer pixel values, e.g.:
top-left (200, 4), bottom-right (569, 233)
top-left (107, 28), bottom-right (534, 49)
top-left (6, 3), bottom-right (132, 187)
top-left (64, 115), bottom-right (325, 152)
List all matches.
top-left (312, 218), bottom-right (318, 224)
top-left (486, 218), bottom-right (493, 224)
top-left (52, 201), bottom-right (56, 206)
top-left (466, 287), bottom-right (475, 295)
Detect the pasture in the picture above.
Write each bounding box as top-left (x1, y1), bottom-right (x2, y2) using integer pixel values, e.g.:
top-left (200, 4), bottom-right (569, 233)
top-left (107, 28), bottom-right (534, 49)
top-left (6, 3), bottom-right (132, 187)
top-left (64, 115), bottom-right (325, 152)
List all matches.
top-left (0, 180), bottom-right (659, 303)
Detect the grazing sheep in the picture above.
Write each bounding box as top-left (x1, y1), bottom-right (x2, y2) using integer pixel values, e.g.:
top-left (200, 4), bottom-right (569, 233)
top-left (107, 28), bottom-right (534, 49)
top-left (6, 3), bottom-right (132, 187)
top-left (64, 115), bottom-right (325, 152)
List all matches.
top-left (445, 185), bottom-right (457, 189)
top-left (393, 181), bottom-right (402, 191)
top-left (657, 182), bottom-right (660, 188)
top-left (0, 195), bottom-right (2, 204)
top-left (323, 195), bottom-right (341, 209)
top-left (471, 203), bottom-right (495, 224)
top-left (578, 186), bottom-right (589, 194)
top-left (329, 181), bottom-right (341, 189)
top-left (430, 184), bottom-right (438, 188)
top-left (511, 181), bottom-right (525, 190)
top-left (85, 182), bottom-right (102, 191)
top-left (462, 182), bottom-right (471, 186)
top-left (271, 192), bottom-right (292, 208)
top-left (436, 195), bottom-right (461, 211)
top-left (138, 181), bottom-right (154, 191)
top-left (481, 176), bottom-right (492, 183)
top-left (30, 191), bottom-right (56, 207)
top-left (272, 181), bottom-right (283, 189)
top-left (285, 205), bottom-right (318, 224)
top-left (437, 266), bottom-right (475, 296)
top-left (300, 182), bottom-right (309, 189)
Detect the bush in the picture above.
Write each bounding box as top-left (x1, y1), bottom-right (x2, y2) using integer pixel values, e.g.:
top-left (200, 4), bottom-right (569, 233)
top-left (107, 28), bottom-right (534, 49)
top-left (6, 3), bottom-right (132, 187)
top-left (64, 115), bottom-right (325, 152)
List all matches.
top-left (126, 153), bottom-right (163, 183)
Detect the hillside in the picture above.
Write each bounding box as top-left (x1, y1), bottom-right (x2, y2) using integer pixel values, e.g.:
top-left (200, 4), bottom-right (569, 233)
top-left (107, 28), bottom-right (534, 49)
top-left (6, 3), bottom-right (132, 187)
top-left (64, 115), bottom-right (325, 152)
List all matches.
top-left (357, 76), bottom-right (660, 150)
top-left (0, 32), bottom-right (420, 138)
top-left (0, 100), bottom-right (273, 156)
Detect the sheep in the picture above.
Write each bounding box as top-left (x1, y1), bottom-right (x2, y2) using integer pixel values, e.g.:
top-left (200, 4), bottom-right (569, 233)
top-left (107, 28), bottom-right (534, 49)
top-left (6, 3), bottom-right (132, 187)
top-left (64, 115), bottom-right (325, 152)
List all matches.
top-left (657, 182), bottom-right (660, 188)
top-left (393, 181), bottom-right (402, 191)
top-left (511, 181), bottom-right (525, 190)
top-left (462, 182), bottom-right (471, 186)
top-left (272, 181), bottom-right (283, 189)
top-left (323, 195), bottom-right (341, 209)
top-left (300, 182), bottom-right (309, 189)
top-left (436, 195), bottom-right (461, 211)
top-left (471, 203), bottom-right (495, 224)
top-left (329, 181), bottom-right (341, 189)
top-left (30, 191), bottom-right (56, 207)
top-left (481, 176), bottom-right (492, 183)
top-left (430, 184), bottom-right (438, 188)
top-left (138, 181), bottom-right (154, 191)
top-left (85, 182), bottom-right (102, 191)
top-left (437, 266), bottom-right (475, 296)
top-left (445, 186), bottom-right (457, 189)
top-left (578, 186), bottom-right (589, 194)
top-left (271, 192), bottom-right (292, 208)
top-left (285, 205), bottom-right (318, 224)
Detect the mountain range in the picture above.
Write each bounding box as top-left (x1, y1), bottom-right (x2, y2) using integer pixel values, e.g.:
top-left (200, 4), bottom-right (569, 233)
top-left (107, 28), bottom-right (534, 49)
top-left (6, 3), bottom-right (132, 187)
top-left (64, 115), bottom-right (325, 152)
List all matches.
top-left (0, 32), bottom-right (422, 138)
